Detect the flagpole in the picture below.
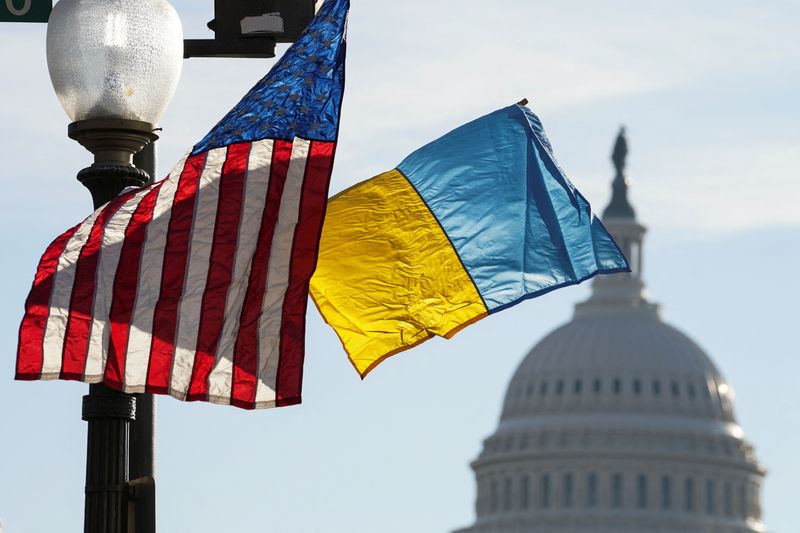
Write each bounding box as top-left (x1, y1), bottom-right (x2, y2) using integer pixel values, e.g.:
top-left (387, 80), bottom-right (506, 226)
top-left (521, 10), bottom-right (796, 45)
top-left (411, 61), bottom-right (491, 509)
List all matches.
top-left (130, 142), bottom-right (158, 533)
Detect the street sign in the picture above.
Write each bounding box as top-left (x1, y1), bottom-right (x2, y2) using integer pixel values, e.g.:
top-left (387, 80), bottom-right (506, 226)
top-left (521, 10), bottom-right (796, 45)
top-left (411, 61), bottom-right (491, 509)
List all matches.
top-left (0, 0), bottom-right (51, 22)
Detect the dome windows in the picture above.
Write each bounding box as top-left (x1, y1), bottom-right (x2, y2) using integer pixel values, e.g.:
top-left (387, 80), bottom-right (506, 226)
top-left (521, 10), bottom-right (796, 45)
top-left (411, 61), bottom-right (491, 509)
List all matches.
top-left (503, 477), bottom-right (513, 511)
top-left (637, 474), bottom-right (648, 508)
top-left (724, 482), bottom-right (734, 516)
top-left (540, 474), bottom-right (551, 508)
top-left (612, 473), bottom-right (624, 508)
top-left (705, 479), bottom-right (715, 515)
top-left (489, 478), bottom-right (498, 513)
top-left (586, 472), bottom-right (598, 507)
top-left (563, 473), bottom-right (574, 508)
top-left (738, 484), bottom-right (747, 519)
top-left (661, 475), bottom-right (672, 510)
top-left (685, 478), bottom-right (696, 512)
top-left (653, 379), bottom-right (662, 396)
top-left (478, 470), bottom-right (757, 523)
top-left (505, 373), bottom-right (735, 419)
top-left (520, 475), bottom-right (530, 509)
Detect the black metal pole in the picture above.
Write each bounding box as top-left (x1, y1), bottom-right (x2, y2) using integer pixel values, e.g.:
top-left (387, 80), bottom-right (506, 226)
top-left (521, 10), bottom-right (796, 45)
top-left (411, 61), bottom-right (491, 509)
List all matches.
top-left (77, 125), bottom-right (157, 533)
top-left (130, 142), bottom-right (158, 533)
top-left (82, 176), bottom-right (138, 533)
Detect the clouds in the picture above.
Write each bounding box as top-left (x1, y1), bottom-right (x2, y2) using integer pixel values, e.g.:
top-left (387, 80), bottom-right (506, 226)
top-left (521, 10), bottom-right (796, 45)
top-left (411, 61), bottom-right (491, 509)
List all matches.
top-left (3, 0), bottom-right (798, 233)
top-left (641, 140), bottom-right (800, 230)
top-left (328, 0), bottom-right (800, 232)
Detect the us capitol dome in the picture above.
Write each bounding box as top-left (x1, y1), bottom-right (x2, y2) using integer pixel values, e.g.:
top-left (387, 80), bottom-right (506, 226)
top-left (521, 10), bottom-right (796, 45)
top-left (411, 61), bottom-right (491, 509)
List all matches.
top-left (454, 129), bottom-right (766, 533)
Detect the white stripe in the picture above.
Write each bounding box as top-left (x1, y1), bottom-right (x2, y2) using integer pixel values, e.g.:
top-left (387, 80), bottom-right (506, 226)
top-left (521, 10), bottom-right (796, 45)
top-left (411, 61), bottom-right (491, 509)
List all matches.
top-left (207, 140), bottom-right (274, 403)
top-left (255, 138), bottom-right (310, 404)
top-left (169, 147), bottom-right (227, 398)
top-left (123, 155), bottom-right (189, 390)
top-left (41, 209), bottom-right (105, 376)
top-left (83, 187), bottom-right (150, 381)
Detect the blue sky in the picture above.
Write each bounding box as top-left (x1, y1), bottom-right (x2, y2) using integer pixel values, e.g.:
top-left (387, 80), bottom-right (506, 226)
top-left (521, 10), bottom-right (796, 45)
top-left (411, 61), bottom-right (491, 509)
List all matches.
top-left (0, 1), bottom-right (798, 532)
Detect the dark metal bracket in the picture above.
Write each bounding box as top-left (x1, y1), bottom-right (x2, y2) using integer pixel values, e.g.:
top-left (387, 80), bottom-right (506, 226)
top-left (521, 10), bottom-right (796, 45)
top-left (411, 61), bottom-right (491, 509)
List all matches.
top-left (184, 37), bottom-right (277, 59)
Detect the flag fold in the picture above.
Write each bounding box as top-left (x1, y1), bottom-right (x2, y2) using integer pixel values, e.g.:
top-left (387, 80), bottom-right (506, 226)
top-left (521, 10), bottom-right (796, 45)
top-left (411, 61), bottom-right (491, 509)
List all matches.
top-left (310, 103), bottom-right (629, 377)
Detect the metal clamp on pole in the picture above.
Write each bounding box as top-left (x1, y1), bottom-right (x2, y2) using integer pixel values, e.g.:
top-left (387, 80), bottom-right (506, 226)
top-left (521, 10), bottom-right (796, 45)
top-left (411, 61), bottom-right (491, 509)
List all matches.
top-left (82, 391), bottom-right (137, 421)
top-left (127, 476), bottom-right (156, 533)
top-left (130, 146), bottom-right (159, 533)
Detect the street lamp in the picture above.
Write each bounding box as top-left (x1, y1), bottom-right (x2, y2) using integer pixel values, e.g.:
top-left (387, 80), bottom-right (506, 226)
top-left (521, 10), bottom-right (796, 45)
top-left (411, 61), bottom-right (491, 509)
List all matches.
top-left (45, 1), bottom-right (183, 532)
top-left (47, 0), bottom-right (183, 205)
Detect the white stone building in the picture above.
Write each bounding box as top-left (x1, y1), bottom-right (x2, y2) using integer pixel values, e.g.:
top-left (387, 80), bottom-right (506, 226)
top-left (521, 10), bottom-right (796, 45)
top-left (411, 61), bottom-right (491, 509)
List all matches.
top-left (454, 130), bottom-right (766, 533)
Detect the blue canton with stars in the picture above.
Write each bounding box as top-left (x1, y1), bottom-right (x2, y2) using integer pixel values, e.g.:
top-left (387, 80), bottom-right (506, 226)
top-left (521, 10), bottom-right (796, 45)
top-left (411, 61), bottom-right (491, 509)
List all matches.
top-left (192, 0), bottom-right (349, 155)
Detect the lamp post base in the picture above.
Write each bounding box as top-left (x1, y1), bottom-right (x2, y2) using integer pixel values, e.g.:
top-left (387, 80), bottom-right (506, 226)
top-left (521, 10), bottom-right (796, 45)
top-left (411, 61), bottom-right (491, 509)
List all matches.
top-left (82, 385), bottom-right (136, 533)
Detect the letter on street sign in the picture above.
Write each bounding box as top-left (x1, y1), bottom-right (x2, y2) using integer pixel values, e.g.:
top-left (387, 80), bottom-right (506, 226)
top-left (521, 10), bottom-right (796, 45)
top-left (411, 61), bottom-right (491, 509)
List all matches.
top-left (0, 0), bottom-right (51, 23)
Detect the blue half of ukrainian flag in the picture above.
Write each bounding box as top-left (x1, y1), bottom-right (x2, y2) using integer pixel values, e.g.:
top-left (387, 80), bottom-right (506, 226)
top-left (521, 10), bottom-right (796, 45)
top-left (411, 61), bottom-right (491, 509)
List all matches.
top-left (311, 103), bottom-right (629, 376)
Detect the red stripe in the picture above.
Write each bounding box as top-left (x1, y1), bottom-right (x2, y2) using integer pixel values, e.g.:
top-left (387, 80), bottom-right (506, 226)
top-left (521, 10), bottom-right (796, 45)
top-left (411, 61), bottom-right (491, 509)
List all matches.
top-left (145, 153), bottom-right (208, 394)
top-left (60, 196), bottom-right (130, 381)
top-left (187, 143), bottom-right (250, 401)
top-left (103, 183), bottom-right (164, 388)
top-left (230, 139), bottom-right (293, 409)
top-left (16, 225), bottom-right (80, 380)
top-left (276, 140), bottom-right (336, 406)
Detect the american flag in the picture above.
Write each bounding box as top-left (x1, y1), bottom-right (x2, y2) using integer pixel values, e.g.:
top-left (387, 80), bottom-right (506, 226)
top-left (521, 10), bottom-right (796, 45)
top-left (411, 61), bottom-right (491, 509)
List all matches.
top-left (16, 0), bottom-right (349, 410)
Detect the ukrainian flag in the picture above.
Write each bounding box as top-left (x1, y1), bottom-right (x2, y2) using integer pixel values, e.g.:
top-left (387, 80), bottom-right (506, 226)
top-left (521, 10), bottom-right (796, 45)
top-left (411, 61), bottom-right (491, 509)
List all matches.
top-left (310, 103), bottom-right (629, 376)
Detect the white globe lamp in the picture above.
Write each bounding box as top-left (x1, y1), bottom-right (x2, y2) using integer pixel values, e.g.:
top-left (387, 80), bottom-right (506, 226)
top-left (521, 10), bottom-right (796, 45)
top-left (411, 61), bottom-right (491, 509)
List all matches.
top-left (46, 0), bottom-right (183, 202)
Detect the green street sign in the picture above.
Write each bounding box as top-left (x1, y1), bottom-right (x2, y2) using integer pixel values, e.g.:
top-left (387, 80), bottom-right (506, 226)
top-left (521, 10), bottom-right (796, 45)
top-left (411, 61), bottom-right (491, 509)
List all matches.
top-left (0, 0), bottom-right (51, 23)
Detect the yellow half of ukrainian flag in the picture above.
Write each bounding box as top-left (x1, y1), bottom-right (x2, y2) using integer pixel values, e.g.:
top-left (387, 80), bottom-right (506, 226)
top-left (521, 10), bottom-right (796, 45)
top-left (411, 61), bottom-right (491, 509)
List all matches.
top-left (310, 169), bottom-right (488, 377)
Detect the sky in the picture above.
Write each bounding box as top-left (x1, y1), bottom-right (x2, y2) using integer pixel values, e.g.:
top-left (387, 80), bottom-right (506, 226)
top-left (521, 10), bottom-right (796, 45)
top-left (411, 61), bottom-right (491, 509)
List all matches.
top-left (0, 1), bottom-right (798, 532)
